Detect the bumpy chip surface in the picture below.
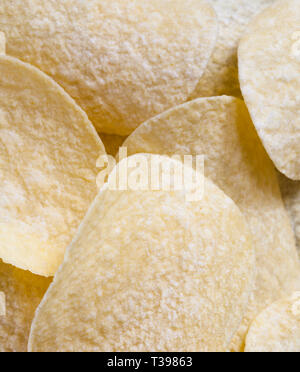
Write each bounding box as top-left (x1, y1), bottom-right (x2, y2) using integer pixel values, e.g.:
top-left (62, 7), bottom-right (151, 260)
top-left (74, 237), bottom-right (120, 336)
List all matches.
top-left (0, 0), bottom-right (218, 135)
top-left (189, 0), bottom-right (275, 100)
top-left (0, 261), bottom-right (51, 352)
top-left (123, 96), bottom-right (300, 351)
top-left (239, 0), bottom-right (300, 180)
top-left (0, 54), bottom-right (105, 276)
top-left (29, 155), bottom-right (254, 352)
top-left (278, 173), bottom-right (300, 256)
top-left (245, 292), bottom-right (300, 352)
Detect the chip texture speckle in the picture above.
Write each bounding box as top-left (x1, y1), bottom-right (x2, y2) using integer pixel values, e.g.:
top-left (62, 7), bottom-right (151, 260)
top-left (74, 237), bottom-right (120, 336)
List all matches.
top-left (239, 0), bottom-right (300, 180)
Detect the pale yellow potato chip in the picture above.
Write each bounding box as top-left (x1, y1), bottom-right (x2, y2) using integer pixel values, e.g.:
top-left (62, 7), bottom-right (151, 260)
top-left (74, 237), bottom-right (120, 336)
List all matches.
top-left (278, 173), bottom-right (300, 256)
top-left (239, 0), bottom-right (300, 180)
top-left (0, 260), bottom-right (51, 352)
top-left (123, 96), bottom-right (300, 351)
top-left (0, 0), bottom-right (218, 135)
top-left (100, 134), bottom-right (127, 157)
top-left (189, 0), bottom-right (275, 100)
top-left (0, 291), bottom-right (5, 317)
top-left (28, 155), bottom-right (255, 352)
top-left (245, 292), bottom-right (300, 352)
top-left (0, 54), bottom-right (105, 277)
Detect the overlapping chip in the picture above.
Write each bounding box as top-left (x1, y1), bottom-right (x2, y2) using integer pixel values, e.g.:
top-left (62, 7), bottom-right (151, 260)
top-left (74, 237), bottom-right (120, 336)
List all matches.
top-left (239, 0), bottom-right (300, 180)
top-left (245, 292), bottom-right (300, 352)
top-left (123, 96), bottom-right (300, 351)
top-left (0, 0), bottom-right (218, 135)
top-left (28, 154), bottom-right (255, 352)
top-left (189, 0), bottom-right (275, 100)
top-left (278, 173), bottom-right (300, 256)
top-left (0, 261), bottom-right (51, 352)
top-left (0, 50), bottom-right (105, 276)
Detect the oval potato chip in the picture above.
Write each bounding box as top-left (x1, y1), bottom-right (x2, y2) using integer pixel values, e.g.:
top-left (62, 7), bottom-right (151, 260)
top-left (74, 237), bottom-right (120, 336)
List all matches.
top-left (238, 0), bottom-right (300, 180)
top-left (245, 292), bottom-right (300, 352)
top-left (28, 155), bottom-right (255, 352)
top-left (0, 261), bottom-right (51, 352)
top-left (123, 96), bottom-right (300, 351)
top-left (0, 0), bottom-right (218, 135)
top-left (189, 0), bottom-right (275, 100)
top-left (0, 53), bottom-right (105, 277)
top-left (278, 173), bottom-right (300, 256)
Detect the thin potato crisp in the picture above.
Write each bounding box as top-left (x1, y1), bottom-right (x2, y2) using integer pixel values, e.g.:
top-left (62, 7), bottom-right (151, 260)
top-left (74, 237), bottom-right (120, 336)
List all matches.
top-left (245, 292), bottom-right (300, 352)
top-left (239, 0), bottom-right (300, 180)
top-left (0, 0), bottom-right (218, 135)
top-left (29, 155), bottom-right (254, 352)
top-left (0, 54), bottom-right (105, 277)
top-left (123, 96), bottom-right (300, 351)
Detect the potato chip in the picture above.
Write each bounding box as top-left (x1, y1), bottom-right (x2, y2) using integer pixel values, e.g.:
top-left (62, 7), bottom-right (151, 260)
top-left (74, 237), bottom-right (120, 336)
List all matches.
top-left (100, 134), bottom-right (127, 157)
top-left (28, 154), bottom-right (255, 352)
top-left (245, 292), bottom-right (300, 352)
top-left (238, 0), bottom-right (300, 180)
top-left (278, 173), bottom-right (300, 256)
top-left (0, 53), bottom-right (105, 277)
top-left (189, 0), bottom-right (275, 100)
top-left (0, 0), bottom-right (218, 135)
top-left (0, 260), bottom-right (51, 352)
top-left (0, 291), bottom-right (5, 317)
top-left (123, 96), bottom-right (300, 351)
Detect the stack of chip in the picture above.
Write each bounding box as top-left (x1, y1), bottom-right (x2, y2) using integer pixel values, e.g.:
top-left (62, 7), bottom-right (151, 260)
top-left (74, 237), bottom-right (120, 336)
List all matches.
top-left (0, 0), bottom-right (299, 352)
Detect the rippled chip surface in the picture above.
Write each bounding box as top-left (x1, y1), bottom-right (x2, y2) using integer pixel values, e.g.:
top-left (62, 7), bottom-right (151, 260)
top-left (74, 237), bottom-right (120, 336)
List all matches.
top-left (245, 292), bottom-right (300, 352)
top-left (0, 0), bottom-right (218, 135)
top-left (239, 0), bottom-right (300, 180)
top-left (29, 155), bottom-right (254, 352)
top-left (123, 96), bottom-right (300, 351)
top-left (0, 54), bottom-right (105, 276)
